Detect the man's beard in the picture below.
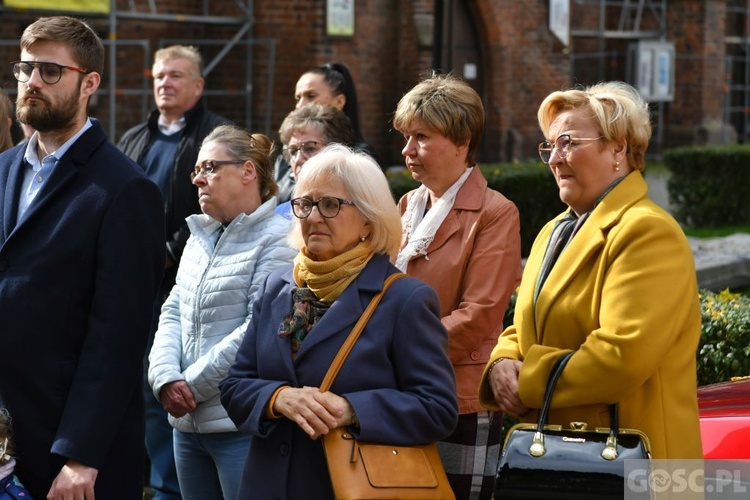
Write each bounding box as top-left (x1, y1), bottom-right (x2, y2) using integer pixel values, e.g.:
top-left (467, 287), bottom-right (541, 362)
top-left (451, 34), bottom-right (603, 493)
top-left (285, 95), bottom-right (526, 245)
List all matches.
top-left (16, 87), bottom-right (80, 133)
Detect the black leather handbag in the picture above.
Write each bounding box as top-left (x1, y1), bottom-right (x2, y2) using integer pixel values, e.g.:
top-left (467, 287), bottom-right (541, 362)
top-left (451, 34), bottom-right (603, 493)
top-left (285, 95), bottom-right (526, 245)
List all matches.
top-left (495, 352), bottom-right (652, 499)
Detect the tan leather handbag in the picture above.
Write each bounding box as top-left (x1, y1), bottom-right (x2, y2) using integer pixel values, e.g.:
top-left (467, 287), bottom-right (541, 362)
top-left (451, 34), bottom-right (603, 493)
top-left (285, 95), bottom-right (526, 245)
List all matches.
top-left (320, 273), bottom-right (455, 500)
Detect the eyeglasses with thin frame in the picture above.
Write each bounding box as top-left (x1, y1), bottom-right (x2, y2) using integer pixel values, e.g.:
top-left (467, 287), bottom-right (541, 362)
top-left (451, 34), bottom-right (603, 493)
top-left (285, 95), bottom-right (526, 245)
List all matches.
top-left (282, 141), bottom-right (321, 162)
top-left (290, 196), bottom-right (356, 219)
top-left (190, 159), bottom-right (244, 180)
top-left (538, 134), bottom-right (603, 164)
top-left (12, 61), bottom-right (90, 85)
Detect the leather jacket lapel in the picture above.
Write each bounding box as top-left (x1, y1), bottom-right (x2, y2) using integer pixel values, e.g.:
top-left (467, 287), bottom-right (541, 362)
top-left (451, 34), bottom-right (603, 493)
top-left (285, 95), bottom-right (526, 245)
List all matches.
top-left (421, 166), bottom-right (485, 256)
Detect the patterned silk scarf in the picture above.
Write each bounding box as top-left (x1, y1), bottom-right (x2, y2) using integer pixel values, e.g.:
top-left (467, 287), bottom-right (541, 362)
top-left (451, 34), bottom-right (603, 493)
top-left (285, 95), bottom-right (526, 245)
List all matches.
top-left (278, 288), bottom-right (331, 354)
top-left (278, 242), bottom-right (374, 354)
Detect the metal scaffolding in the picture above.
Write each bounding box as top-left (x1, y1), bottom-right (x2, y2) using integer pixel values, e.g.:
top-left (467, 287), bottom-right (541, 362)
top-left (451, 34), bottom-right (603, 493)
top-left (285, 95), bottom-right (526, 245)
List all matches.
top-left (0, 0), bottom-right (276, 140)
top-left (568, 0), bottom-right (668, 85)
top-left (725, 0), bottom-right (750, 142)
top-left (568, 0), bottom-right (668, 155)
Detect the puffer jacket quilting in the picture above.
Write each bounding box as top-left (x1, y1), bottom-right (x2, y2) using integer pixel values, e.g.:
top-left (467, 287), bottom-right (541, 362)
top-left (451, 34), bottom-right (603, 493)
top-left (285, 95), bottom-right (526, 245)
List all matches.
top-left (148, 198), bottom-right (296, 433)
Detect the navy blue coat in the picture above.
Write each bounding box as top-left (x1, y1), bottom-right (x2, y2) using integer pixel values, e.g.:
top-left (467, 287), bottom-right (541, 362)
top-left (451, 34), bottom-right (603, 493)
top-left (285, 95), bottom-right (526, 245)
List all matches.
top-left (220, 254), bottom-right (458, 499)
top-left (0, 121), bottom-right (165, 498)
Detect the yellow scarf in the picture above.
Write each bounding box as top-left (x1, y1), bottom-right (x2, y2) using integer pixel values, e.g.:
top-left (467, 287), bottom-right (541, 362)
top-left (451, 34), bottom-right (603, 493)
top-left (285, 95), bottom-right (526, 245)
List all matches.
top-left (293, 242), bottom-right (374, 303)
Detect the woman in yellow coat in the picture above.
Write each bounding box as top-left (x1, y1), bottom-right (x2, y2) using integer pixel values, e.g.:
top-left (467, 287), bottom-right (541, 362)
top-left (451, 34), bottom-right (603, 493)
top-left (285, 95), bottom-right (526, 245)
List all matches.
top-left (479, 81), bottom-right (702, 460)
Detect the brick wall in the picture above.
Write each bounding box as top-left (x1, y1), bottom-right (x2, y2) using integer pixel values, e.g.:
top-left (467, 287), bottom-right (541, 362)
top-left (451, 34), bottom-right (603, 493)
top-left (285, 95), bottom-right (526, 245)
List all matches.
top-left (0, 0), bottom-right (741, 163)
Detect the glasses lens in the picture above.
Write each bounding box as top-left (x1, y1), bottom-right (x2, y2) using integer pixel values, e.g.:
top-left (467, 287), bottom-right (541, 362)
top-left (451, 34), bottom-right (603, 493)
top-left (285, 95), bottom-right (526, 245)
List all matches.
top-left (291, 198), bottom-right (312, 218)
top-left (12, 62), bottom-right (64, 84)
top-left (318, 197), bottom-right (341, 218)
top-left (13, 62), bottom-right (30, 82)
top-left (556, 135), bottom-right (571, 158)
top-left (191, 161), bottom-right (210, 180)
top-left (539, 142), bottom-right (552, 164)
top-left (40, 63), bottom-right (62, 84)
top-left (301, 143), bottom-right (319, 157)
top-left (282, 147), bottom-right (297, 162)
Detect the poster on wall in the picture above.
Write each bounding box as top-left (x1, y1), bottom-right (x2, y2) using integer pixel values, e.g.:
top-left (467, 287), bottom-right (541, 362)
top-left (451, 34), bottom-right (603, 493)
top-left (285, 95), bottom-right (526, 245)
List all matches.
top-left (637, 48), bottom-right (653, 97)
top-left (636, 41), bottom-right (675, 102)
top-left (5, 0), bottom-right (109, 13)
top-left (327, 0), bottom-right (354, 37)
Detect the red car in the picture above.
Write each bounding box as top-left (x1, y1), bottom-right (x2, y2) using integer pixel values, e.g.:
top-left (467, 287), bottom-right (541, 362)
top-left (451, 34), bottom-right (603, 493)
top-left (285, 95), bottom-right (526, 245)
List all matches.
top-left (698, 378), bottom-right (750, 459)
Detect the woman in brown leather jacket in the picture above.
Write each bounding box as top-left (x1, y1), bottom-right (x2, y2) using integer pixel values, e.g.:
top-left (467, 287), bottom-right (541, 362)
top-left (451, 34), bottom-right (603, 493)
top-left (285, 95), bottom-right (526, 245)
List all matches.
top-left (393, 73), bottom-right (522, 499)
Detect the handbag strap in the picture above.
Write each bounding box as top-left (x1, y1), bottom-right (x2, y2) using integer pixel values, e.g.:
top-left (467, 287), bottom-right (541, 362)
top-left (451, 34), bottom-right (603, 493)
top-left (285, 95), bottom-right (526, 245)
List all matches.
top-left (533, 351), bottom-right (622, 459)
top-left (536, 352), bottom-right (574, 430)
top-left (319, 273), bottom-right (406, 392)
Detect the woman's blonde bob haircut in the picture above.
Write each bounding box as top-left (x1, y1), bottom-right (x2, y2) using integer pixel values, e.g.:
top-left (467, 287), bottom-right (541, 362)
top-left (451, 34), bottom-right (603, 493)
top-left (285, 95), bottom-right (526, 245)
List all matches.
top-left (288, 144), bottom-right (402, 258)
top-left (393, 73), bottom-right (484, 167)
top-left (537, 81), bottom-right (651, 172)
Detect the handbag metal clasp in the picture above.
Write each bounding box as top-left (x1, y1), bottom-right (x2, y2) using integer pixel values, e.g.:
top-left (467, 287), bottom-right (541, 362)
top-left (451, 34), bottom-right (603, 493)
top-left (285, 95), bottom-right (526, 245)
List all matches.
top-left (601, 435), bottom-right (618, 460)
top-left (529, 431), bottom-right (546, 457)
top-left (570, 421), bottom-right (588, 430)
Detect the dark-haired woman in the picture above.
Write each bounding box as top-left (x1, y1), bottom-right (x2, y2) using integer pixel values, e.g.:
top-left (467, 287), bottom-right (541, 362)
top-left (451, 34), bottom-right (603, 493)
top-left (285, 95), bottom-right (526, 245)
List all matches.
top-left (275, 62), bottom-right (375, 201)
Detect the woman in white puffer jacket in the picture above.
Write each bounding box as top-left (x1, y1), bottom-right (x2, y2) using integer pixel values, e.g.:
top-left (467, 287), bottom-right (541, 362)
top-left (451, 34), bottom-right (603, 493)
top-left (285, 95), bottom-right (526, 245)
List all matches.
top-left (148, 125), bottom-right (296, 499)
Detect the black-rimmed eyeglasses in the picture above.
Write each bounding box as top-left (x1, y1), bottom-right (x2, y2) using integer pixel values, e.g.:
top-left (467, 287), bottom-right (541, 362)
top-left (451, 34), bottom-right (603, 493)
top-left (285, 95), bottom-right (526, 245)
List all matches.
top-left (12, 61), bottom-right (90, 85)
top-left (290, 196), bottom-right (356, 219)
top-left (282, 141), bottom-right (321, 162)
top-left (538, 134), bottom-right (603, 164)
top-left (190, 160), bottom-right (244, 180)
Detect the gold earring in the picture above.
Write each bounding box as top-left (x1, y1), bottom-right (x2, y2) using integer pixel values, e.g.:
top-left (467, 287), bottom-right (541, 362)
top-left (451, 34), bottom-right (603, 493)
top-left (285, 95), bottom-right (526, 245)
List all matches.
top-left (360, 236), bottom-right (366, 242)
top-left (615, 161), bottom-right (620, 172)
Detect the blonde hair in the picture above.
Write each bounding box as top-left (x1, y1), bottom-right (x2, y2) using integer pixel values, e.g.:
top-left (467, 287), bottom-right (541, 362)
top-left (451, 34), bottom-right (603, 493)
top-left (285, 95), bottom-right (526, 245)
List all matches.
top-left (153, 45), bottom-right (203, 79)
top-left (202, 125), bottom-right (278, 201)
top-left (537, 81), bottom-right (652, 172)
top-left (288, 144), bottom-right (402, 257)
top-left (393, 73), bottom-right (484, 166)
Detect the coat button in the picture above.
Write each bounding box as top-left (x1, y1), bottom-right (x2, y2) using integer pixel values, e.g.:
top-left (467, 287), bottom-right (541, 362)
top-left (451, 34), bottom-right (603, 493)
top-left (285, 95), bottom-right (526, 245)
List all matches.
top-left (470, 351), bottom-right (481, 361)
top-left (280, 443), bottom-right (290, 456)
top-left (0, 260), bottom-right (8, 272)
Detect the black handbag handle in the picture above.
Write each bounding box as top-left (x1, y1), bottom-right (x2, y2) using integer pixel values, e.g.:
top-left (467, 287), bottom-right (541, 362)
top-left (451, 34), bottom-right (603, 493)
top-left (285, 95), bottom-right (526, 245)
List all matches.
top-left (530, 351), bottom-right (621, 461)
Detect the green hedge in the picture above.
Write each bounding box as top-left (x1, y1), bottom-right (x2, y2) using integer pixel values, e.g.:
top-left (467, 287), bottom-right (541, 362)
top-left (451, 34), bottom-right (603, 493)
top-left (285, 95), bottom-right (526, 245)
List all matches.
top-left (387, 162), bottom-right (566, 256)
top-left (663, 146), bottom-right (750, 227)
top-left (697, 289), bottom-right (750, 385)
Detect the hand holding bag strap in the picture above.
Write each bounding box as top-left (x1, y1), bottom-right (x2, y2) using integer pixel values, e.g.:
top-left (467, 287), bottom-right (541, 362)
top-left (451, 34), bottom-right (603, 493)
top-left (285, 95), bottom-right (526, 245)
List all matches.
top-left (531, 351), bottom-right (622, 460)
top-left (319, 273), bottom-right (406, 392)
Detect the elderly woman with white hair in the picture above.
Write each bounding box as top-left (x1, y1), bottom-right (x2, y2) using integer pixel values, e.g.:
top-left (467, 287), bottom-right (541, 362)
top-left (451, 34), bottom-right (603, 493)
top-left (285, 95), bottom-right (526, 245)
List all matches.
top-left (220, 144), bottom-right (458, 499)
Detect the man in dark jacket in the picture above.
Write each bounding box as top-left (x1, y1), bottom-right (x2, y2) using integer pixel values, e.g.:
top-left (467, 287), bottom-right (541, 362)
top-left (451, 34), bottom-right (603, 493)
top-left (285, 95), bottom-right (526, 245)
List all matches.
top-left (0, 16), bottom-right (164, 498)
top-left (117, 44), bottom-right (230, 500)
